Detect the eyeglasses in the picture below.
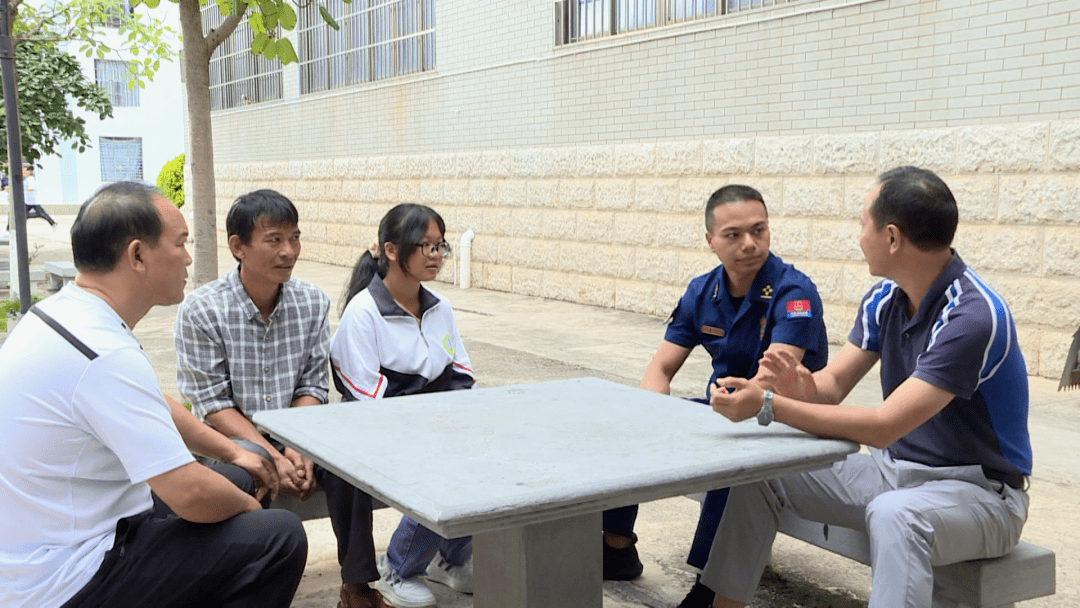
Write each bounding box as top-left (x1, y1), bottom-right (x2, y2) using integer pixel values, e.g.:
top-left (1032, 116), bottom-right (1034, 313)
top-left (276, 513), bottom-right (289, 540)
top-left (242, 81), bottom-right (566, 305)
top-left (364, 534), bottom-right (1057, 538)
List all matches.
top-left (417, 241), bottom-right (452, 258)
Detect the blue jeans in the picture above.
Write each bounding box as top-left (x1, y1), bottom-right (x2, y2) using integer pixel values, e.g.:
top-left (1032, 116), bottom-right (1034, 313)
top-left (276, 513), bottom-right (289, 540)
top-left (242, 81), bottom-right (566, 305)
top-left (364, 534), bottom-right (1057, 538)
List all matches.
top-left (386, 515), bottom-right (472, 579)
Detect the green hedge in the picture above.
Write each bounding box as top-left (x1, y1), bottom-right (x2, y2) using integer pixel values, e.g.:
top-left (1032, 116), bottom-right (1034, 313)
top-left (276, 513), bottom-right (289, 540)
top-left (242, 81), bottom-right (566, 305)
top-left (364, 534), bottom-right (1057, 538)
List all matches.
top-left (157, 153), bottom-right (185, 208)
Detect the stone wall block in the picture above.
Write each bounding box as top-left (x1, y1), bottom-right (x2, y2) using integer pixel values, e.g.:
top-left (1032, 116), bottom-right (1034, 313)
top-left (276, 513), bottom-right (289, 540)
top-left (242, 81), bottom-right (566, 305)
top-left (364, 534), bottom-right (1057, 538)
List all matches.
top-left (1044, 228), bottom-right (1080, 277)
top-left (548, 148), bottom-right (578, 178)
top-left (456, 207), bottom-right (484, 236)
top-left (339, 180), bottom-right (362, 202)
top-left (656, 284), bottom-right (686, 316)
top-left (511, 266), bottom-right (543, 297)
top-left (482, 150), bottom-right (512, 178)
top-left (292, 181), bottom-right (314, 201)
top-left (376, 181), bottom-right (399, 205)
top-left (287, 160), bottom-right (304, 180)
top-left (431, 153), bottom-right (458, 178)
top-left (527, 180), bottom-right (559, 208)
top-left (635, 179), bottom-right (680, 212)
top-left (655, 141), bottom-right (703, 176)
top-left (443, 181), bottom-right (468, 206)
top-left (484, 263), bottom-right (513, 292)
top-left (590, 245), bottom-right (638, 279)
top-left (1039, 330), bottom-right (1076, 380)
top-left (783, 178), bottom-right (846, 218)
top-left (656, 215), bottom-right (700, 248)
top-left (539, 270), bottom-right (574, 302)
top-left (635, 252), bottom-right (682, 283)
top-left (754, 136), bottom-right (813, 176)
top-left (615, 279), bottom-right (659, 314)
top-left (398, 180), bottom-right (420, 204)
top-left (958, 123), bottom-right (1048, 173)
top-left (304, 160), bottom-right (330, 180)
top-left (558, 242), bottom-right (592, 274)
top-left (560, 180), bottom-right (595, 208)
top-left (471, 234), bottom-right (499, 263)
top-left (595, 180), bottom-right (633, 210)
top-left (842, 264), bottom-right (878, 304)
top-left (482, 207), bottom-right (513, 236)
top-left (610, 212), bottom-right (660, 246)
top-left (824, 305), bottom-right (856, 346)
top-left (680, 250), bottom-right (718, 285)
top-left (577, 146), bottom-right (615, 177)
top-left (435, 264), bottom-right (455, 285)
top-left (362, 157), bottom-right (389, 180)
top-left (615, 143), bottom-right (656, 176)
top-left (511, 149), bottom-right (543, 177)
top-left (880, 129), bottom-right (957, 174)
top-left (997, 277), bottom-right (1080, 329)
top-left (532, 241), bottom-right (562, 270)
top-left (813, 220), bottom-right (863, 262)
top-left (814, 133), bottom-right (879, 175)
top-left (358, 181), bottom-right (379, 203)
top-left (406, 155), bottom-right (432, 179)
top-left (953, 227), bottom-right (1040, 274)
top-left (540, 210), bottom-right (578, 240)
top-left (574, 275), bottom-right (616, 308)
top-left (469, 180), bottom-right (497, 206)
top-left (999, 175), bottom-right (1080, 224)
top-left (794, 261), bottom-right (843, 303)
top-left (420, 180), bottom-right (444, 205)
top-left (679, 179), bottom-right (723, 213)
top-left (576, 210), bottom-right (615, 242)
top-left (509, 209), bottom-right (543, 239)
top-left (457, 152), bottom-right (484, 178)
top-left (1015, 327), bottom-right (1040, 377)
top-left (703, 138), bottom-right (755, 175)
top-left (1049, 120), bottom-right (1080, 172)
top-left (331, 158), bottom-right (357, 180)
top-left (385, 156), bottom-right (409, 179)
top-left (326, 222), bottom-right (346, 246)
top-left (948, 176), bottom-right (999, 223)
top-left (498, 235), bottom-right (533, 265)
top-left (496, 180), bottom-right (527, 207)
top-left (752, 177), bottom-right (787, 216)
top-left (769, 220), bottom-right (812, 259)
top-left (842, 177), bottom-right (875, 219)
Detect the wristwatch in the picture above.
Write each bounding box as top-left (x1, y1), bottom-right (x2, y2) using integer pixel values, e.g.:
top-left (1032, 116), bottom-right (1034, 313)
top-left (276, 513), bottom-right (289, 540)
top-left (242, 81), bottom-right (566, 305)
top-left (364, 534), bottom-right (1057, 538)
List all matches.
top-left (757, 389), bottom-right (774, 426)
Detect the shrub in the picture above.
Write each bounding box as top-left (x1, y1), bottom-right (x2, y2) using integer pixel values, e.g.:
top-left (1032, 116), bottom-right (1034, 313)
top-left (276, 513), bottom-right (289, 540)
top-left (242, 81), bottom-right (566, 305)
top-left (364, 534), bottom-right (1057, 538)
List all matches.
top-left (157, 153), bottom-right (185, 208)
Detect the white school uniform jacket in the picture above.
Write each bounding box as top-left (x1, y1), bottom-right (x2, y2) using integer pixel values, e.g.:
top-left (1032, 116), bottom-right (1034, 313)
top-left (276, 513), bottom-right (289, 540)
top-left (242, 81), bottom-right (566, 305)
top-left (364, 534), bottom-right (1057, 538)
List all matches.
top-left (330, 274), bottom-right (474, 400)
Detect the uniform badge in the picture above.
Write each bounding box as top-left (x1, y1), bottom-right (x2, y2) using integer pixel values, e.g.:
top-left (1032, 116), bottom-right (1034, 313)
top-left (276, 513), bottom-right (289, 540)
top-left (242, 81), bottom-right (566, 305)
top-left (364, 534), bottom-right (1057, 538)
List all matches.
top-left (786, 299), bottom-right (812, 319)
top-left (760, 284), bottom-right (773, 300)
top-left (442, 334), bottom-right (456, 355)
top-left (701, 325), bottom-right (725, 337)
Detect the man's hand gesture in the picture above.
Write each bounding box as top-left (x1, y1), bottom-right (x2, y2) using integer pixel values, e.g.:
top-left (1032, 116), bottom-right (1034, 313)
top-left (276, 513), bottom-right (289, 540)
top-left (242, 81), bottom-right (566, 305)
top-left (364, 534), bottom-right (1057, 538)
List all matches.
top-left (758, 349), bottom-right (819, 402)
top-left (279, 446), bottom-right (318, 501)
top-left (228, 448), bottom-right (280, 503)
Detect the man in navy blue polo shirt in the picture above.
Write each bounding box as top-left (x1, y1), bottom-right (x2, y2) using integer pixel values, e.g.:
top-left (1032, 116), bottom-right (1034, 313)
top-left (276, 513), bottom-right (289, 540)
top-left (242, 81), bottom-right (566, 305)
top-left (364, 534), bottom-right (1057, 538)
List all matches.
top-left (704, 166), bottom-right (1032, 608)
top-left (602, 185), bottom-right (828, 608)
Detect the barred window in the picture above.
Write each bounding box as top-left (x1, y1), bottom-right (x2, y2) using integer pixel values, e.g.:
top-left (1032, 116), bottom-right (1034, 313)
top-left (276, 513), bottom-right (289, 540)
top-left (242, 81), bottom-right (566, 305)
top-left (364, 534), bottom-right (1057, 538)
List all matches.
top-left (99, 137), bottom-right (143, 181)
top-left (297, 0), bottom-right (435, 95)
top-left (99, 1), bottom-right (133, 28)
top-left (556, 0), bottom-right (798, 45)
top-left (95, 59), bottom-right (139, 107)
top-left (203, 4), bottom-right (283, 110)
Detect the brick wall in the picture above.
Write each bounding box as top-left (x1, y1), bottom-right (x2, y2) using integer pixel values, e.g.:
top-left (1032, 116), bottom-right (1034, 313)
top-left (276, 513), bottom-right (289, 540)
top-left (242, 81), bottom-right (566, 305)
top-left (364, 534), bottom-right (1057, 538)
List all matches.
top-left (214, 120), bottom-right (1080, 378)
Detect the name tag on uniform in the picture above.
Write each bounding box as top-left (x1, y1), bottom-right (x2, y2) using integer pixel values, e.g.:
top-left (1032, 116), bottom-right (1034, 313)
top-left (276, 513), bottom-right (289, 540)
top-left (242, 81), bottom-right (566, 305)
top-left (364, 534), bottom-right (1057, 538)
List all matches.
top-left (701, 325), bottom-right (725, 337)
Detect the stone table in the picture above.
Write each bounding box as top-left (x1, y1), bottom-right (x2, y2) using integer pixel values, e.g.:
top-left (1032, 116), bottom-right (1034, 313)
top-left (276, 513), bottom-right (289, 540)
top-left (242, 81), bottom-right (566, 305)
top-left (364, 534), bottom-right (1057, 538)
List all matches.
top-left (255, 377), bottom-right (858, 608)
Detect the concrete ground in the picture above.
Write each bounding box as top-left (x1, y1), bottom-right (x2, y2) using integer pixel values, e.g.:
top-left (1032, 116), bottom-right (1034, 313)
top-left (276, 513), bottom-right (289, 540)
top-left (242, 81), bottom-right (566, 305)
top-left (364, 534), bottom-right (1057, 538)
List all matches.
top-left (4, 214), bottom-right (1078, 607)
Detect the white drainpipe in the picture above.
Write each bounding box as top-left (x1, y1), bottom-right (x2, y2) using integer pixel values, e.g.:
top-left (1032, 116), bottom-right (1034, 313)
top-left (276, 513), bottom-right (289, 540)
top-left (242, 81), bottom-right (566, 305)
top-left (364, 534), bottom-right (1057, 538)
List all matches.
top-left (459, 229), bottom-right (475, 289)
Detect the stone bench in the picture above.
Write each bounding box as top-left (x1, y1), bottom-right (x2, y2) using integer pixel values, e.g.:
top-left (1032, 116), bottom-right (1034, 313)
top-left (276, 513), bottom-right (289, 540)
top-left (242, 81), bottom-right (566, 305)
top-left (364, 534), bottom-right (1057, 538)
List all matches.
top-left (688, 493), bottom-right (1055, 607)
top-left (44, 260), bottom-right (77, 290)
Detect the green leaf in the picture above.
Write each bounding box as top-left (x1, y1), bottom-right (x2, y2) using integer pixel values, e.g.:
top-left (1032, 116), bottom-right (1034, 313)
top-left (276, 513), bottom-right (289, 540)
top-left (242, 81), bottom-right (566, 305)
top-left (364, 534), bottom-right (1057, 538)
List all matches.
top-left (319, 6), bottom-right (340, 30)
top-left (96, 48), bottom-right (105, 59)
top-left (261, 37), bottom-right (278, 60)
top-left (258, 1), bottom-right (279, 17)
top-left (276, 37), bottom-right (298, 65)
top-left (265, 12), bottom-right (278, 31)
top-left (248, 12), bottom-right (265, 34)
top-left (128, 79), bottom-right (137, 90)
top-left (144, 0), bottom-right (160, 8)
top-left (279, 4), bottom-right (297, 30)
top-left (217, 0), bottom-right (234, 16)
top-left (252, 32), bottom-right (270, 55)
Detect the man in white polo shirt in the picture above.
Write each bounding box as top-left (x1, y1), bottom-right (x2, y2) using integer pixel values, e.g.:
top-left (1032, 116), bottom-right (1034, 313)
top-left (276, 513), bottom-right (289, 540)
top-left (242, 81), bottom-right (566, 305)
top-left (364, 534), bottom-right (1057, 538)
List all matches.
top-left (0, 182), bottom-right (307, 608)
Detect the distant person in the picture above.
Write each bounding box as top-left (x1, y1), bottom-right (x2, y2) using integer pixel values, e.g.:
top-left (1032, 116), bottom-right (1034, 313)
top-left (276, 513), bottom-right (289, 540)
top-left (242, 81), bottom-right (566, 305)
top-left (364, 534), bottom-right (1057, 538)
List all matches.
top-left (0, 181), bottom-right (306, 608)
top-left (21, 164), bottom-right (57, 229)
top-left (704, 167), bottom-right (1031, 608)
top-left (173, 190), bottom-right (387, 608)
top-left (601, 185), bottom-right (828, 608)
top-left (332, 203), bottom-right (475, 608)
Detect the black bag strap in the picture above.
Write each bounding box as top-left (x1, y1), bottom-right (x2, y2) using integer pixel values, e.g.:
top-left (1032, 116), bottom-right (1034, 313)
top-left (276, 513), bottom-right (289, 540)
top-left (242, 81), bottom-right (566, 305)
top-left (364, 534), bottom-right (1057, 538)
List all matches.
top-left (29, 306), bottom-right (98, 360)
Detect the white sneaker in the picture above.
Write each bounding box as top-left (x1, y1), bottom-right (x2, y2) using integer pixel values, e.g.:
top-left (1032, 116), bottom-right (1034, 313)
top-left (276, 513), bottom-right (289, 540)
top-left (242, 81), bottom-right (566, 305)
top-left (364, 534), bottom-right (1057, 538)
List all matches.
top-left (374, 554), bottom-right (436, 608)
top-left (425, 554), bottom-right (473, 594)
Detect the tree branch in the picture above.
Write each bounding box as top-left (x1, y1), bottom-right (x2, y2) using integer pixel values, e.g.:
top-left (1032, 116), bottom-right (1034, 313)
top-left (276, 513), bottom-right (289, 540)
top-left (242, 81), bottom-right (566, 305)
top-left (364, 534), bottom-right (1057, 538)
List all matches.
top-left (205, 4), bottom-right (249, 53)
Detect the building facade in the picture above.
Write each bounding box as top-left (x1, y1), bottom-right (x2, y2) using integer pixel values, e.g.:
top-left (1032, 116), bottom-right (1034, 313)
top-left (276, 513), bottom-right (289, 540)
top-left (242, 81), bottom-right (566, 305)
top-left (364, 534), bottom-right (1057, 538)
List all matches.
top-left (204, 0), bottom-right (1080, 378)
top-left (35, 2), bottom-right (184, 208)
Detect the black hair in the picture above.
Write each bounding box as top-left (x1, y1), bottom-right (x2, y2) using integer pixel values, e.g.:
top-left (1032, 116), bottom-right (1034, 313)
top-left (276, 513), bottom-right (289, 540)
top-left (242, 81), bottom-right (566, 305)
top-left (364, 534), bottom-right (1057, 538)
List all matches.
top-left (226, 189), bottom-right (300, 262)
top-left (72, 181), bottom-right (162, 273)
top-left (871, 166), bottom-right (957, 251)
top-left (341, 203), bottom-right (446, 313)
top-left (705, 185), bottom-right (767, 231)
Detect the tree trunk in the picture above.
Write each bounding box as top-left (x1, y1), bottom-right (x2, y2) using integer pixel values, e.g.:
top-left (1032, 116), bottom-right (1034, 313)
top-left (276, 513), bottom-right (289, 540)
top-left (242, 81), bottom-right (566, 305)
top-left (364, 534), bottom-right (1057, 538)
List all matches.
top-left (177, 0), bottom-right (218, 286)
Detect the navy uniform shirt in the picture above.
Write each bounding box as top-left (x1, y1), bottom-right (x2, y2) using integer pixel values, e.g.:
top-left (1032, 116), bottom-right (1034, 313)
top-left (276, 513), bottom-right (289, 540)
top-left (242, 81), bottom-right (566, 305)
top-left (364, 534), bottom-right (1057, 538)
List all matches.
top-left (849, 253), bottom-right (1032, 488)
top-left (665, 252), bottom-right (828, 400)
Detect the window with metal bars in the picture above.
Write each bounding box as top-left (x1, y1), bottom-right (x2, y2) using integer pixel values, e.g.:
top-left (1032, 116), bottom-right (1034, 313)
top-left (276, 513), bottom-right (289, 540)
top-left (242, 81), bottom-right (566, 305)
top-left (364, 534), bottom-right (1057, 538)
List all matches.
top-left (99, 137), bottom-right (143, 181)
top-left (555, 0), bottom-right (800, 46)
top-left (95, 59), bottom-right (140, 107)
top-left (202, 4), bottom-right (283, 110)
top-left (297, 0), bottom-right (436, 95)
top-left (98, 1), bottom-right (134, 28)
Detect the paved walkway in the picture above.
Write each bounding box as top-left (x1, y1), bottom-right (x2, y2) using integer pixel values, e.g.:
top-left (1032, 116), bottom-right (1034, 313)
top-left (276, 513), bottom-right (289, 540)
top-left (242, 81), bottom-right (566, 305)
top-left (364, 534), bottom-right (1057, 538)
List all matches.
top-left (5, 215), bottom-right (1078, 607)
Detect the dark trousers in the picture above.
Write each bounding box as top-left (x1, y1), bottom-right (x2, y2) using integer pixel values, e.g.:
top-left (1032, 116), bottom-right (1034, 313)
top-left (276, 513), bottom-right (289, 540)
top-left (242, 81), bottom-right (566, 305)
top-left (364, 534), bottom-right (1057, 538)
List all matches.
top-left (316, 465), bottom-right (379, 584)
top-left (60, 463), bottom-right (308, 608)
top-left (26, 205), bottom-right (56, 226)
top-left (602, 487), bottom-right (729, 569)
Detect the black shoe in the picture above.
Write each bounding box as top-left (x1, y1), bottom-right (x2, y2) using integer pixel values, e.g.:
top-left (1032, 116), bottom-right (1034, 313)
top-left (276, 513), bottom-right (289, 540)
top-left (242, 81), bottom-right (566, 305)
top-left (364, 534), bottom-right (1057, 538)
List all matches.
top-left (676, 577), bottom-right (714, 608)
top-left (602, 533), bottom-right (644, 580)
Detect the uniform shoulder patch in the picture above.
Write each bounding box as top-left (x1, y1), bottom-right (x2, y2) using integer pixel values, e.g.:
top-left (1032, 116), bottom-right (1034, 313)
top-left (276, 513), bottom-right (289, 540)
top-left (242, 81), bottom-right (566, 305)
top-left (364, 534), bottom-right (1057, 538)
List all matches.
top-left (786, 299), bottom-right (812, 318)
